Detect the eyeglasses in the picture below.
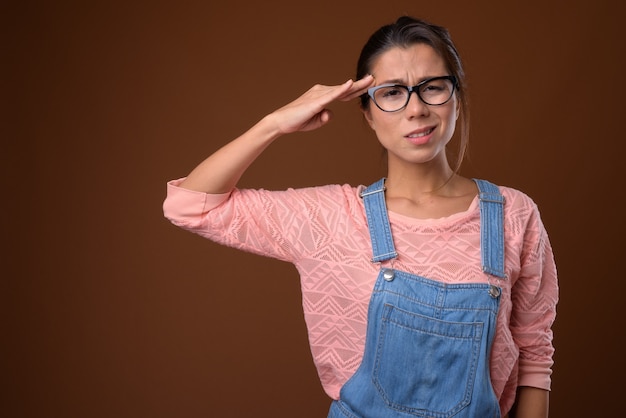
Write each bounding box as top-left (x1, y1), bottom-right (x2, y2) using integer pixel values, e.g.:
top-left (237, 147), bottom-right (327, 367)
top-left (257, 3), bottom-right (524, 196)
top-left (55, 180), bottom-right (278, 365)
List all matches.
top-left (367, 75), bottom-right (458, 112)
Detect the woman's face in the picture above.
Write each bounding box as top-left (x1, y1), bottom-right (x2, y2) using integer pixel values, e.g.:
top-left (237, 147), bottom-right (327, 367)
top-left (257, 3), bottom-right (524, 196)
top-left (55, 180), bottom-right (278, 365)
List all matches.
top-left (363, 43), bottom-right (458, 170)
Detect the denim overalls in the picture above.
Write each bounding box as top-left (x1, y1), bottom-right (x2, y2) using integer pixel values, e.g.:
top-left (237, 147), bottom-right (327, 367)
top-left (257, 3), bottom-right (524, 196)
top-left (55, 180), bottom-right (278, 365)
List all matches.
top-left (327, 178), bottom-right (506, 418)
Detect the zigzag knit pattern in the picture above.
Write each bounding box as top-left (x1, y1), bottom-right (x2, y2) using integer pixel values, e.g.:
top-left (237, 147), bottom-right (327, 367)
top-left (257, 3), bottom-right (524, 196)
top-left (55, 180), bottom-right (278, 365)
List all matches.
top-left (164, 180), bottom-right (558, 415)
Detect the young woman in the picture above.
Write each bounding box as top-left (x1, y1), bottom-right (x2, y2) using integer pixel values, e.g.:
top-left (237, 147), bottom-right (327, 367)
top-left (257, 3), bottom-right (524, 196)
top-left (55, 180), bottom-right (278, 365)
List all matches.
top-left (163, 16), bottom-right (558, 418)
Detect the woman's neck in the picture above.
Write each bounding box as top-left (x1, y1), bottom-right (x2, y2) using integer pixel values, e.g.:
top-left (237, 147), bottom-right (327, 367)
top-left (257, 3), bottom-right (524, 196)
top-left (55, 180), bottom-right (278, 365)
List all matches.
top-left (383, 161), bottom-right (477, 219)
top-left (385, 160), bottom-right (457, 197)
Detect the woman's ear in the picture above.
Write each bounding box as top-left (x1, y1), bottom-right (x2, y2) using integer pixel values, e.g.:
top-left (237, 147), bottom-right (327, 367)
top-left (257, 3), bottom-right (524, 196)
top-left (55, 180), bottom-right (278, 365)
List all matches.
top-left (361, 107), bottom-right (375, 130)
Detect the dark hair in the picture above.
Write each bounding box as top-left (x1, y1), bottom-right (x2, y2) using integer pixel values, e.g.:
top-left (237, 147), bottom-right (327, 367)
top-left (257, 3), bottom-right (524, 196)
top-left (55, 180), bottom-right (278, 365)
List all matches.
top-left (357, 16), bottom-right (470, 174)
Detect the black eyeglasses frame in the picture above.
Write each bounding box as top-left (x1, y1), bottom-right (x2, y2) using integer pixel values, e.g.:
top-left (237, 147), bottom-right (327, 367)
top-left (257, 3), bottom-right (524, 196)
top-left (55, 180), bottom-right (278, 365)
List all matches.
top-left (366, 75), bottom-right (458, 112)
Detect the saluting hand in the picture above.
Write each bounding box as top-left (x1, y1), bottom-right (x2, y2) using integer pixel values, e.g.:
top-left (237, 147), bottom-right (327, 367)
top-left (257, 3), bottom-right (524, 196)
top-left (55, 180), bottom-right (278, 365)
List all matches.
top-left (177, 75), bottom-right (375, 194)
top-left (268, 75), bottom-right (375, 136)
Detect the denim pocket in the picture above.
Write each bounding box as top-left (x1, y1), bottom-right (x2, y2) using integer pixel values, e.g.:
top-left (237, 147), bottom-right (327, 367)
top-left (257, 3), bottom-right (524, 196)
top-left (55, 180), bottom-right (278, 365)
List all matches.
top-left (373, 304), bottom-right (483, 417)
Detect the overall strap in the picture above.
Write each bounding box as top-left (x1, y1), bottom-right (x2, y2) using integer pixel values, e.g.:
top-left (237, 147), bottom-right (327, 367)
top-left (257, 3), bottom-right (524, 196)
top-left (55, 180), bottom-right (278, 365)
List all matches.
top-left (474, 179), bottom-right (507, 278)
top-left (360, 178), bottom-right (397, 263)
top-left (361, 178), bottom-right (506, 278)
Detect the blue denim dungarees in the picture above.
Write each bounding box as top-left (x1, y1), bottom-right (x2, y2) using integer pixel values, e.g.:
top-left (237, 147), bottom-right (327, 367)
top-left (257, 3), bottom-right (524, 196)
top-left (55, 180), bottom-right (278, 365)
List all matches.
top-left (328, 178), bottom-right (506, 418)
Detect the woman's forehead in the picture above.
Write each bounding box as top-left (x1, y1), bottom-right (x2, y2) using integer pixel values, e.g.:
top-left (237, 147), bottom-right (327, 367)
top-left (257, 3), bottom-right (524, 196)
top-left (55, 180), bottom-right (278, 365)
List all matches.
top-left (370, 45), bottom-right (447, 83)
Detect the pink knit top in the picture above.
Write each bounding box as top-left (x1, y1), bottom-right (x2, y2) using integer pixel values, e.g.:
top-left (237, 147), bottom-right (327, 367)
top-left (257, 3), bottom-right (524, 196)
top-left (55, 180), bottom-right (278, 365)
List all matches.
top-left (163, 179), bottom-right (558, 414)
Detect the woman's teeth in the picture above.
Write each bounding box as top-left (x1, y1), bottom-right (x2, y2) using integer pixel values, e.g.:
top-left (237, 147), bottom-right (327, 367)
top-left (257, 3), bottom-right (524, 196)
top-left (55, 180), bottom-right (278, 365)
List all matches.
top-left (407, 128), bottom-right (433, 138)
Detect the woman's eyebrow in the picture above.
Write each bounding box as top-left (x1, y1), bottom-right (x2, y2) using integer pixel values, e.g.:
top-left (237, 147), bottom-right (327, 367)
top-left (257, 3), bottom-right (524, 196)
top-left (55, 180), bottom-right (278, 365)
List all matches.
top-left (378, 78), bottom-right (406, 85)
top-left (377, 76), bottom-right (444, 86)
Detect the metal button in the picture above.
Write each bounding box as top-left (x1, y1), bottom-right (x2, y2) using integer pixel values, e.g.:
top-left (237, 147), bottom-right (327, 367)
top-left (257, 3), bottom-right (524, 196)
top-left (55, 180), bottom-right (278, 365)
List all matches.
top-left (382, 269), bottom-right (395, 281)
top-left (488, 285), bottom-right (501, 298)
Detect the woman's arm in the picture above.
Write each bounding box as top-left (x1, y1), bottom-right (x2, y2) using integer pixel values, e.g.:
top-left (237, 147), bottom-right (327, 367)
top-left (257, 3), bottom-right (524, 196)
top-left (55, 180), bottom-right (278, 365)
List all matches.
top-left (178, 76), bottom-right (374, 194)
top-left (510, 386), bottom-right (549, 418)
top-left (507, 193), bottom-right (558, 418)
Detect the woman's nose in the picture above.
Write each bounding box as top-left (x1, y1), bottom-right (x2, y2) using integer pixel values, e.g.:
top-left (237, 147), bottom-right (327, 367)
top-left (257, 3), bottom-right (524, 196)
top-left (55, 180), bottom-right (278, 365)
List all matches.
top-left (405, 91), bottom-right (429, 117)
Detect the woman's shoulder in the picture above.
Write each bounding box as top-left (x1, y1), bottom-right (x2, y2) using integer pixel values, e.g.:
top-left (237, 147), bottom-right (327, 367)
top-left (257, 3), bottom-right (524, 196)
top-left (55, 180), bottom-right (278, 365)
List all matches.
top-left (489, 183), bottom-right (545, 230)
top-left (288, 182), bottom-right (362, 195)
top-left (259, 182), bottom-right (362, 200)
top-left (239, 183), bottom-right (365, 214)
top-left (287, 183), bottom-right (365, 210)
top-left (472, 178), bottom-right (539, 214)
top-left (243, 183), bottom-right (367, 230)
top-left (496, 184), bottom-right (539, 211)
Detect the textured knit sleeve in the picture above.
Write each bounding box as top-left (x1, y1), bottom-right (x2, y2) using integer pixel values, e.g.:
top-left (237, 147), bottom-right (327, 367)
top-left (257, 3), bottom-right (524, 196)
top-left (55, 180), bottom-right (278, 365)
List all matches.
top-left (509, 196), bottom-right (559, 391)
top-left (163, 178), bottom-right (361, 263)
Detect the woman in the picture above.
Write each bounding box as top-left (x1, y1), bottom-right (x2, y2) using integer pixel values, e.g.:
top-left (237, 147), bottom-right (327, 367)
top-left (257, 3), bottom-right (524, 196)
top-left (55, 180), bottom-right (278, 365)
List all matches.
top-left (163, 16), bottom-right (558, 418)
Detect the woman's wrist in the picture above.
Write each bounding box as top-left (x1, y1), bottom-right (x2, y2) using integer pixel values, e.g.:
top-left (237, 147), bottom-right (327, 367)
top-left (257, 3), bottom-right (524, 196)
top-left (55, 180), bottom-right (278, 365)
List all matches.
top-left (253, 113), bottom-right (284, 143)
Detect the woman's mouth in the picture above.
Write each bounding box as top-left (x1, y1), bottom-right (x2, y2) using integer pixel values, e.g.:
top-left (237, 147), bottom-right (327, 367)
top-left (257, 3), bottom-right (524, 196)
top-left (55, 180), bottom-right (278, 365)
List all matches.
top-left (405, 127), bottom-right (434, 145)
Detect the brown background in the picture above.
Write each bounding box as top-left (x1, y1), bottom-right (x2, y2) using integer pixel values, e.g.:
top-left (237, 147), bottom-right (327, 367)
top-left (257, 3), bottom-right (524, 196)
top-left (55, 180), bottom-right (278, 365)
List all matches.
top-left (3, 0), bottom-right (624, 417)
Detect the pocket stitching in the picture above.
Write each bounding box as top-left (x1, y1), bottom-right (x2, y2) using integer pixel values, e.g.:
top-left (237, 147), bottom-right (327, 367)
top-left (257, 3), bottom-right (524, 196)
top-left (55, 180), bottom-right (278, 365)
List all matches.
top-left (372, 304), bottom-right (483, 417)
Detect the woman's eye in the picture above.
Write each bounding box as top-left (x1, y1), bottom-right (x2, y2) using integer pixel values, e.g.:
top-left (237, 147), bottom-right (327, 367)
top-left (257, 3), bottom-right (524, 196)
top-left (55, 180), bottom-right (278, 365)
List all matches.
top-left (423, 85), bottom-right (445, 92)
top-left (381, 88), bottom-right (404, 98)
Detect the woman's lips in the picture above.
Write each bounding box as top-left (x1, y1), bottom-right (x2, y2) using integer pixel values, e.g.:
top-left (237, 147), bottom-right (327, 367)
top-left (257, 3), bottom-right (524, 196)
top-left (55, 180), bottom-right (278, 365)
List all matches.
top-left (405, 127), bottom-right (434, 145)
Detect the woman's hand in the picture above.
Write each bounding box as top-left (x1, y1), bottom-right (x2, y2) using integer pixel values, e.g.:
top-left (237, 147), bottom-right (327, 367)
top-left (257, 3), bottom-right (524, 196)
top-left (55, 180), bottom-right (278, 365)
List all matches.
top-left (268, 75), bottom-right (375, 135)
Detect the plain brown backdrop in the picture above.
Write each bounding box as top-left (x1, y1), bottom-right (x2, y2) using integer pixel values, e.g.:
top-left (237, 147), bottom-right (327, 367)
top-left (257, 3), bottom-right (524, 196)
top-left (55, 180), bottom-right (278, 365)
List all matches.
top-left (3, 0), bottom-right (624, 417)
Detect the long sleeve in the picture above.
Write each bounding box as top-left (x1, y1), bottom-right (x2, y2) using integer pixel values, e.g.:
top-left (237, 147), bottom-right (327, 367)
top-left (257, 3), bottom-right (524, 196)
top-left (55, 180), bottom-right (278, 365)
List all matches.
top-left (163, 178), bottom-right (365, 264)
top-left (509, 203), bottom-right (559, 390)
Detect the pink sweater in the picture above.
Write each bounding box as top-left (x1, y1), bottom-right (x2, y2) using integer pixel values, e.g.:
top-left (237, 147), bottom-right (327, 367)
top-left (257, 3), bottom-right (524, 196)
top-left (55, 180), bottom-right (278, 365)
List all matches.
top-left (163, 179), bottom-right (558, 414)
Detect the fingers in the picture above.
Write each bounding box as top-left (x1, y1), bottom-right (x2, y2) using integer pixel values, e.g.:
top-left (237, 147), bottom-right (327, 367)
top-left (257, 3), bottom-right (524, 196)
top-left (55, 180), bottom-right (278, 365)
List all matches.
top-left (353, 74), bottom-right (376, 90)
top-left (319, 109), bottom-right (333, 124)
top-left (338, 74), bottom-right (375, 101)
top-left (310, 75), bottom-right (374, 106)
